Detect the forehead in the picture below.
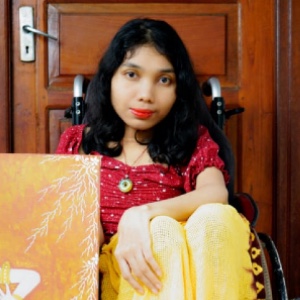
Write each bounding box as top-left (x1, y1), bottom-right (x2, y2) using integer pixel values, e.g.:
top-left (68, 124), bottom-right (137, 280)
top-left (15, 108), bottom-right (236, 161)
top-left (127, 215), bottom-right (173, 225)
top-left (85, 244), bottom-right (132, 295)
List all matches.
top-left (124, 45), bottom-right (172, 67)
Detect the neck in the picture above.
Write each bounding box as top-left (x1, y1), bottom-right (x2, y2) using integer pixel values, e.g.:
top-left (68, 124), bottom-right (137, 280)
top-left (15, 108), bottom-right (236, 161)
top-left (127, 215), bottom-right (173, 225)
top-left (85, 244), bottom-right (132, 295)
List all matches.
top-left (123, 127), bottom-right (153, 144)
top-left (122, 144), bottom-right (148, 166)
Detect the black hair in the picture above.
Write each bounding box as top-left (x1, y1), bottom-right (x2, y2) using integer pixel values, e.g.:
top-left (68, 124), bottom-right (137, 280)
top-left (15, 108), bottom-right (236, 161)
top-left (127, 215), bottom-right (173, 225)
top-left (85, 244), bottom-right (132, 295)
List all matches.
top-left (82, 18), bottom-right (235, 201)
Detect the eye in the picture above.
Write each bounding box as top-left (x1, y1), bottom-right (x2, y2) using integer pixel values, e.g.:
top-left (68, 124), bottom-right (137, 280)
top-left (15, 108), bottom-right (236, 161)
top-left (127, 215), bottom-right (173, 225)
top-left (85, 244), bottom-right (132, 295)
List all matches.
top-left (125, 71), bottom-right (137, 79)
top-left (159, 76), bottom-right (172, 85)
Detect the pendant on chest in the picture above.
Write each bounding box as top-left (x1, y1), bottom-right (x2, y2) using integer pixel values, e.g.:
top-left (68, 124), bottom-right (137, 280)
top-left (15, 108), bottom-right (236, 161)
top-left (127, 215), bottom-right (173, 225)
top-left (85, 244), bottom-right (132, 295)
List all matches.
top-left (118, 176), bottom-right (133, 193)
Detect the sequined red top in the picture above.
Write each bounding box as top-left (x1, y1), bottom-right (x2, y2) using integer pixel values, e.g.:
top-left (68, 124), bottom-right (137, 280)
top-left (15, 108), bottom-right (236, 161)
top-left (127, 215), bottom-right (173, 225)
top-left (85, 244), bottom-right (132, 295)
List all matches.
top-left (56, 124), bottom-right (228, 237)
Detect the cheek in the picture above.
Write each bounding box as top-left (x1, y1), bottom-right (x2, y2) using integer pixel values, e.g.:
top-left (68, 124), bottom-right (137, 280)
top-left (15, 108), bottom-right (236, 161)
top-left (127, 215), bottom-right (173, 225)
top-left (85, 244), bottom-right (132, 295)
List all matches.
top-left (161, 91), bottom-right (176, 110)
top-left (111, 78), bottom-right (134, 102)
top-left (111, 79), bottom-right (125, 108)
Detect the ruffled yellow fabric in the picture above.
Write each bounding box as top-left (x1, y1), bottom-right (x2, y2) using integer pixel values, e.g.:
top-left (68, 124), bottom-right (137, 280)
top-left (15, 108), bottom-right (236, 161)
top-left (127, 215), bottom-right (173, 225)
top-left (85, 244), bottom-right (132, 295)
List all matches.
top-left (99, 203), bottom-right (257, 300)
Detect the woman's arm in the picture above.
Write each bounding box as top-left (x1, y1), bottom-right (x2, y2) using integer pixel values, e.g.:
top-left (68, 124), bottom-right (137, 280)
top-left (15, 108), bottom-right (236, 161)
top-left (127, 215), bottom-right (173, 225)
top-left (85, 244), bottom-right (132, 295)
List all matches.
top-left (115, 166), bottom-right (228, 294)
top-left (140, 166), bottom-right (228, 222)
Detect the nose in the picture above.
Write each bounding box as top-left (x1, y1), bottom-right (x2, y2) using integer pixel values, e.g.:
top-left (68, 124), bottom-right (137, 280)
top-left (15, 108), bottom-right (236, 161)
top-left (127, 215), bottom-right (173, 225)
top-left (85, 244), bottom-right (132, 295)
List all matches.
top-left (138, 79), bottom-right (154, 103)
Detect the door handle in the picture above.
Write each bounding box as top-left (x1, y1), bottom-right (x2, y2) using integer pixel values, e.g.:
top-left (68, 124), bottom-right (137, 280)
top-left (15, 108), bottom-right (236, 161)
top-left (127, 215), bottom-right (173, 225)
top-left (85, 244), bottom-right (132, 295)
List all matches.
top-left (23, 25), bottom-right (57, 41)
top-left (19, 6), bottom-right (57, 62)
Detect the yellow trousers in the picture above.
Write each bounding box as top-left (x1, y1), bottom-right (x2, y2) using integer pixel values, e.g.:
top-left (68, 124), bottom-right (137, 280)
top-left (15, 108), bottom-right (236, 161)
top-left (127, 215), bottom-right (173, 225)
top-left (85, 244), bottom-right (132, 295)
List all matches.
top-left (99, 203), bottom-right (257, 300)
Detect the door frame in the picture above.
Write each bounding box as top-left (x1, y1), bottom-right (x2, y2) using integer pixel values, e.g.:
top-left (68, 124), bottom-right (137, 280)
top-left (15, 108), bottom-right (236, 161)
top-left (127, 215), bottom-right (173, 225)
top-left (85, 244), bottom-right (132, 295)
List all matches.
top-left (275, 0), bottom-right (300, 296)
top-left (0, 0), bottom-right (11, 153)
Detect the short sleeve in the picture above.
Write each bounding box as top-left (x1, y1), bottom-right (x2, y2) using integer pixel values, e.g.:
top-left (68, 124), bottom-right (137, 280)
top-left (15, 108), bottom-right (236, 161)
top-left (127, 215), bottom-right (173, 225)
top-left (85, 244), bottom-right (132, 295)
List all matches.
top-left (182, 126), bottom-right (229, 192)
top-left (55, 124), bottom-right (85, 154)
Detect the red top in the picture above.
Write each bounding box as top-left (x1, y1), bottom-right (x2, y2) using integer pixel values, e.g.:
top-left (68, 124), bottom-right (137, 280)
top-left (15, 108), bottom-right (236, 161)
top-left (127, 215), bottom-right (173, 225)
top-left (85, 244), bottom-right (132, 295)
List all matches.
top-left (56, 125), bottom-right (228, 237)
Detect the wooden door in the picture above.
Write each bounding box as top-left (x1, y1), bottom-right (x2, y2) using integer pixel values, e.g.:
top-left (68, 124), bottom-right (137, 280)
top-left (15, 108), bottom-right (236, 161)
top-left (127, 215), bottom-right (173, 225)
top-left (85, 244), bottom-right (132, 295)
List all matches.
top-left (11, 0), bottom-right (275, 234)
top-left (13, 2), bottom-right (241, 153)
top-left (9, 0), bottom-right (281, 292)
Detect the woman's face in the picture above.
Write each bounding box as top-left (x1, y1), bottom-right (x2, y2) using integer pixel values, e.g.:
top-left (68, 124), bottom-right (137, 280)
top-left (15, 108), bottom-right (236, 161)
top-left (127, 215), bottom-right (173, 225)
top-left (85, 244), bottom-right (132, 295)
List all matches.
top-left (111, 45), bottom-right (176, 137)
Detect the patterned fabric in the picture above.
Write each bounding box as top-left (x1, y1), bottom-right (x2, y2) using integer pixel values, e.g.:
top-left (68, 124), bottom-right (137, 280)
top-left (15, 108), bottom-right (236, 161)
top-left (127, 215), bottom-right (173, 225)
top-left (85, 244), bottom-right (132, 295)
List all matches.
top-left (56, 124), bottom-right (228, 237)
top-left (99, 204), bottom-right (257, 299)
top-left (249, 229), bottom-right (267, 299)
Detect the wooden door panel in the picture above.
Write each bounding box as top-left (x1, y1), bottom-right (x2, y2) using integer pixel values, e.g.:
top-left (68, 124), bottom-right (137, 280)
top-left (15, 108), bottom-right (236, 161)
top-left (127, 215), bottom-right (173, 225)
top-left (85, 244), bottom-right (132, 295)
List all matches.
top-left (48, 3), bottom-right (238, 87)
top-left (58, 14), bottom-right (226, 76)
top-left (48, 109), bottom-right (69, 153)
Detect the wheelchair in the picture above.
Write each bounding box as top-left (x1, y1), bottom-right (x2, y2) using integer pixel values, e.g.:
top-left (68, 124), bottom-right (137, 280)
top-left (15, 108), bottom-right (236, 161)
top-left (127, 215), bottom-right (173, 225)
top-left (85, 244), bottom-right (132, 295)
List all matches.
top-left (64, 74), bottom-right (297, 300)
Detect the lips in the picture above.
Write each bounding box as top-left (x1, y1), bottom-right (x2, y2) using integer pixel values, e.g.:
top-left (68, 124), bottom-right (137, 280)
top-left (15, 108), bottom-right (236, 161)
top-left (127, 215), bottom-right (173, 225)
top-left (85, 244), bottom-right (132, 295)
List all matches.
top-left (130, 108), bottom-right (154, 119)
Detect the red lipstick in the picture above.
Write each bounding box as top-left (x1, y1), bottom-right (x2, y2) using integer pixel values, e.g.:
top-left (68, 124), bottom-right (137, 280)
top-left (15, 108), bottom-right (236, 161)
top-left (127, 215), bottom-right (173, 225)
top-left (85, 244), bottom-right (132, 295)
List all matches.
top-left (130, 108), bottom-right (153, 119)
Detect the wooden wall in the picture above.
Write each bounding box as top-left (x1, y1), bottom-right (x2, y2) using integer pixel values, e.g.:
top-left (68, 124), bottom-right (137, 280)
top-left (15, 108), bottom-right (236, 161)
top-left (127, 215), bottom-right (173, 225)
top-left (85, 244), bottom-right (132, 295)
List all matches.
top-left (276, 0), bottom-right (300, 297)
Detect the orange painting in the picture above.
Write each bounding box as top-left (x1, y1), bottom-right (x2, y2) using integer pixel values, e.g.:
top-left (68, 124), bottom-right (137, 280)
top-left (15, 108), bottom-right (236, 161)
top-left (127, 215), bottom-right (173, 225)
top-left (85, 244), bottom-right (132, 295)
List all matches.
top-left (0, 154), bottom-right (100, 300)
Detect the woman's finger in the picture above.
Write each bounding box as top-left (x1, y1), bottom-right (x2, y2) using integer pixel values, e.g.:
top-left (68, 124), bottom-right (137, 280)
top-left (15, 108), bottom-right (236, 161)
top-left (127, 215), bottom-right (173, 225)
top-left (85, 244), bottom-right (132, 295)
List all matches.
top-left (128, 251), bottom-right (162, 294)
top-left (143, 247), bottom-right (162, 278)
top-left (118, 258), bottom-right (145, 294)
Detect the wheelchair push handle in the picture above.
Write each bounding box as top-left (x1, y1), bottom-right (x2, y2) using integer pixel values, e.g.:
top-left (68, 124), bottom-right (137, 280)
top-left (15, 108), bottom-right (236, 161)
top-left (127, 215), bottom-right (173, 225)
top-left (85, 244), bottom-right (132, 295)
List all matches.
top-left (69, 75), bottom-right (90, 125)
top-left (202, 77), bottom-right (244, 130)
top-left (202, 77), bottom-right (226, 130)
top-left (72, 75), bottom-right (85, 125)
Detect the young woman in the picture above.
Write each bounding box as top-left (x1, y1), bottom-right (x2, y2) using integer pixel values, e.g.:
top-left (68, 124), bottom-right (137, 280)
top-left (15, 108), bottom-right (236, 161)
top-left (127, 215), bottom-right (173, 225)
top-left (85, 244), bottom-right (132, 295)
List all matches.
top-left (56, 18), bottom-right (257, 299)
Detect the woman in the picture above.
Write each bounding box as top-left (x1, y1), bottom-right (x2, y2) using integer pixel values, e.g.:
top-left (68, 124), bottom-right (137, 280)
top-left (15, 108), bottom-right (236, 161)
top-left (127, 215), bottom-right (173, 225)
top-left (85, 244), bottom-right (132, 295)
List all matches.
top-left (56, 18), bottom-right (257, 299)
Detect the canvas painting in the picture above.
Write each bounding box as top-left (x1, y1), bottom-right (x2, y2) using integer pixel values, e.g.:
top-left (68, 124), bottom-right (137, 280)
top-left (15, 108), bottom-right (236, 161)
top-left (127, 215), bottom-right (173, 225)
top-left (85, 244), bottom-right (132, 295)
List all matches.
top-left (0, 154), bottom-right (100, 300)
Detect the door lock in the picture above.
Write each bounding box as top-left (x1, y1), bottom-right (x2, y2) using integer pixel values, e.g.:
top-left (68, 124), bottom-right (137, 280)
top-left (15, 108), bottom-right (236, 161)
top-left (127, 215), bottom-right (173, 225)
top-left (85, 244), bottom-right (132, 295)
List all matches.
top-left (19, 6), bottom-right (57, 62)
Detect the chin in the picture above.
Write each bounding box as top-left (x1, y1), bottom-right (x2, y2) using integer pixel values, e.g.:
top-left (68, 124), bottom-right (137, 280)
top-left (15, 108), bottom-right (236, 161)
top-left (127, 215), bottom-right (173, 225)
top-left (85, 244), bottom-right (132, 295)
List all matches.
top-left (130, 121), bottom-right (156, 131)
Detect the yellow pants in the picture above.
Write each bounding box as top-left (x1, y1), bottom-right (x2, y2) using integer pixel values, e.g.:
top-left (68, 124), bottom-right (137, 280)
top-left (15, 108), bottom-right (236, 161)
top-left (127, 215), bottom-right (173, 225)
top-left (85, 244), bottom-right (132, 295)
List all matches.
top-left (99, 203), bottom-right (257, 300)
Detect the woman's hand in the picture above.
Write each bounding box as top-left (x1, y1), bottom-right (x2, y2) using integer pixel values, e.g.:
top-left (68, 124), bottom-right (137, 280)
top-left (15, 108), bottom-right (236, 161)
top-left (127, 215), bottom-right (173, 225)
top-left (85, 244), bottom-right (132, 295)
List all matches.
top-left (114, 206), bottom-right (162, 295)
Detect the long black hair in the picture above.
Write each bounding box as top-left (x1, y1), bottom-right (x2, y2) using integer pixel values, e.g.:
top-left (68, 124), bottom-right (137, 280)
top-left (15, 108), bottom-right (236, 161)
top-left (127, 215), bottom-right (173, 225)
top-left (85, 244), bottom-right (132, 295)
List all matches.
top-left (82, 18), bottom-right (235, 201)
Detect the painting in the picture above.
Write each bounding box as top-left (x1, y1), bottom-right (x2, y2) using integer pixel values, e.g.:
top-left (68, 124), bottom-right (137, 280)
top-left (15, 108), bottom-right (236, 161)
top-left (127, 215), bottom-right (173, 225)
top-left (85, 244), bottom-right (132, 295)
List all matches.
top-left (0, 154), bottom-right (100, 300)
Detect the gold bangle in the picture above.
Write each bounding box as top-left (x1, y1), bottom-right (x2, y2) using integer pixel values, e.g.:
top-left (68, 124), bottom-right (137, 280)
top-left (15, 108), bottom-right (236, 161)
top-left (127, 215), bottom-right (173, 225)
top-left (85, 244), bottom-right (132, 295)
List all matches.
top-left (0, 261), bottom-right (11, 284)
top-left (13, 295), bottom-right (23, 300)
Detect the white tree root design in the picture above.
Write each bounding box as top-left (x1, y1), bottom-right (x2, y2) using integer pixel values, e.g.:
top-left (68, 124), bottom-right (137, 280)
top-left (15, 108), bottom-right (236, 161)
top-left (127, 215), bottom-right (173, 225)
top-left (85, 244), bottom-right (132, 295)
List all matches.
top-left (25, 155), bottom-right (101, 300)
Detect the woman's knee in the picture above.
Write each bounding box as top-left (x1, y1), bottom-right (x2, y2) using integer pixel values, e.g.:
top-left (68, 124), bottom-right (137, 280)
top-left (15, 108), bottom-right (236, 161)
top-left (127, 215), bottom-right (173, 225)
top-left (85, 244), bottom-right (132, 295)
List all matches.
top-left (185, 203), bottom-right (247, 241)
top-left (150, 216), bottom-right (186, 252)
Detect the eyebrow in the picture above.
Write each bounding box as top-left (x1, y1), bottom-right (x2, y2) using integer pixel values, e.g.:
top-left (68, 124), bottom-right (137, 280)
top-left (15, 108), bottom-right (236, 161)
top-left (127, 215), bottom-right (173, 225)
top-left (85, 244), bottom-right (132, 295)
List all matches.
top-left (121, 62), bottom-right (175, 73)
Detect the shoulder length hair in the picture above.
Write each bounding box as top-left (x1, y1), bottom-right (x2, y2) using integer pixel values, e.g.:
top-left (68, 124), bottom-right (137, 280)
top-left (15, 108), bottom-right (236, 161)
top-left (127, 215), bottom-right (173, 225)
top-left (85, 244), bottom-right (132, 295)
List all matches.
top-left (82, 18), bottom-right (235, 200)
